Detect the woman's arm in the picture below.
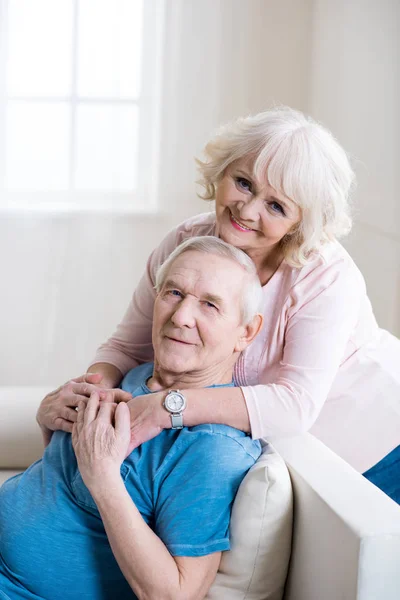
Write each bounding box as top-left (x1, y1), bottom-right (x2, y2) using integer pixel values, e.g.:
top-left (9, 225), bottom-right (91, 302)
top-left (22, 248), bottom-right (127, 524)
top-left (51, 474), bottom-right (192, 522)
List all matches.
top-left (123, 255), bottom-right (363, 447)
top-left (73, 393), bottom-right (219, 600)
top-left (124, 386), bottom-right (250, 451)
top-left (241, 257), bottom-right (364, 439)
top-left (86, 362), bottom-right (123, 389)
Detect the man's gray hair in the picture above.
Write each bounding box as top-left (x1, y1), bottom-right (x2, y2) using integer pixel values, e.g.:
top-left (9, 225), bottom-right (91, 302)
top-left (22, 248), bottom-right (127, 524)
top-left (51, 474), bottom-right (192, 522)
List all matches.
top-left (155, 236), bottom-right (263, 325)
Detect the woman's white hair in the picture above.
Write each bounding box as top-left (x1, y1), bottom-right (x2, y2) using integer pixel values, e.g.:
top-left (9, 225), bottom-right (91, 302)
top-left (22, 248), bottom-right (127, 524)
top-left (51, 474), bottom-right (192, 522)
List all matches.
top-left (155, 236), bottom-right (263, 325)
top-left (196, 106), bottom-right (355, 267)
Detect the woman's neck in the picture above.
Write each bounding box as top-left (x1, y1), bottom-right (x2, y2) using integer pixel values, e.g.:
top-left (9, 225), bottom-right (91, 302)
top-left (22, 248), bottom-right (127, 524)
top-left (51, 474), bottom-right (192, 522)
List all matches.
top-left (247, 244), bottom-right (284, 286)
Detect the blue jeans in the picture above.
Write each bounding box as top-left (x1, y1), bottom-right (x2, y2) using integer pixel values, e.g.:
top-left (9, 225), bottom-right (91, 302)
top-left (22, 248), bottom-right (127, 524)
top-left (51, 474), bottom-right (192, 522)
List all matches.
top-left (363, 445), bottom-right (400, 504)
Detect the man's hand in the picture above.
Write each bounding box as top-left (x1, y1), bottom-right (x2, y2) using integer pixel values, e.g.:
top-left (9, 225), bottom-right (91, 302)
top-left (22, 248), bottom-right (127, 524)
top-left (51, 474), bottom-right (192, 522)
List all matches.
top-left (72, 391), bottom-right (131, 491)
top-left (125, 391), bottom-right (170, 454)
top-left (36, 373), bottom-right (132, 443)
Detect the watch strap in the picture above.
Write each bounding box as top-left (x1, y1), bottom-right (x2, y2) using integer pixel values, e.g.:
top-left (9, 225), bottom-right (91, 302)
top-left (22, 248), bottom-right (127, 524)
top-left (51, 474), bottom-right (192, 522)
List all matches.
top-left (171, 413), bottom-right (184, 429)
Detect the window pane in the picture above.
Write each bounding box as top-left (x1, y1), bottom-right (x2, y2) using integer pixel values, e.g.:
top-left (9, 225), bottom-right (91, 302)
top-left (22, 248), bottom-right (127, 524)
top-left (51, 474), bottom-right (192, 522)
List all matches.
top-left (7, 0), bottom-right (73, 97)
top-left (74, 104), bottom-right (138, 190)
top-left (77, 0), bottom-right (143, 98)
top-left (5, 102), bottom-right (70, 191)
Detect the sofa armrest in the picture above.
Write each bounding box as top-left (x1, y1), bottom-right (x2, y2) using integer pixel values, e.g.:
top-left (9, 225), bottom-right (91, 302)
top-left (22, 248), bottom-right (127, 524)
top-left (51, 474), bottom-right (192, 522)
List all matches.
top-left (273, 433), bottom-right (400, 600)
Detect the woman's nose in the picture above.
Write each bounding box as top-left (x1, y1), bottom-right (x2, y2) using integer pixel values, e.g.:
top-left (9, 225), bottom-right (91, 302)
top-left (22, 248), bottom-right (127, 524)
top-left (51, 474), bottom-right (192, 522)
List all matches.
top-left (238, 197), bottom-right (260, 222)
top-left (171, 299), bottom-right (196, 328)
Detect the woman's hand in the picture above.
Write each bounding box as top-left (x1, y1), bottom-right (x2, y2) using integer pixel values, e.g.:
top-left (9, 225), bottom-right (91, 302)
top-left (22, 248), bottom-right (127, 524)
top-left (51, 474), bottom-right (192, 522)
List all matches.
top-left (36, 373), bottom-right (132, 444)
top-left (72, 391), bottom-right (131, 491)
top-left (125, 391), bottom-right (170, 453)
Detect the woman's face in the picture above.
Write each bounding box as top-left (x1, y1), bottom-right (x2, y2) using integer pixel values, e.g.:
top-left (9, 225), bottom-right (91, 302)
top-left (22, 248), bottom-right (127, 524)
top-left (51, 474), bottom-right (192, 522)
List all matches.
top-left (215, 158), bottom-right (301, 259)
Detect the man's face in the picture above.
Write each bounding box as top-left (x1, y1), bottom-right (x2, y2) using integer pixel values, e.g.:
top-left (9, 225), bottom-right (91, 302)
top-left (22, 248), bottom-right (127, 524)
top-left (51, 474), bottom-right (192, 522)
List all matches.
top-left (152, 251), bottom-right (249, 378)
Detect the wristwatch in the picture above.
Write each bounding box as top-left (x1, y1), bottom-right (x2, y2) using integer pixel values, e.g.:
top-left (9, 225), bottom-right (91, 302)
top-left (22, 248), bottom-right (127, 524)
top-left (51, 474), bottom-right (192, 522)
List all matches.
top-left (163, 390), bottom-right (187, 429)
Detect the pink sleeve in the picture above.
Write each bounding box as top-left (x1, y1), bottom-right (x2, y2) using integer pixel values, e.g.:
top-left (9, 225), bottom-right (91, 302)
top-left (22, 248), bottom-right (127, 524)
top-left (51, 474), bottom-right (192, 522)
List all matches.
top-left (89, 226), bottom-right (183, 375)
top-left (242, 258), bottom-right (364, 439)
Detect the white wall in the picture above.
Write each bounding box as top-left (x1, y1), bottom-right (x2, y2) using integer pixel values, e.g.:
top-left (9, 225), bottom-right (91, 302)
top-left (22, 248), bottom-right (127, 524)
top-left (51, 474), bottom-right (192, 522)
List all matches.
top-left (158, 0), bottom-right (313, 222)
top-left (1, 0), bottom-right (398, 388)
top-left (309, 0), bottom-right (400, 336)
top-left (0, 0), bottom-right (313, 386)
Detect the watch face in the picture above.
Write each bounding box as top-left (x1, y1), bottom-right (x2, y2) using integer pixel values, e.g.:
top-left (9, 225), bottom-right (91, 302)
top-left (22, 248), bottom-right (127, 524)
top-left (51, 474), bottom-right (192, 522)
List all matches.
top-left (166, 392), bottom-right (185, 412)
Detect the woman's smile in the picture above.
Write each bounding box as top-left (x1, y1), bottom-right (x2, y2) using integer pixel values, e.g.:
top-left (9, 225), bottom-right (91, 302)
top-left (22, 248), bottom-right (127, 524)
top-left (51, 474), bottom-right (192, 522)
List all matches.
top-left (229, 210), bottom-right (256, 233)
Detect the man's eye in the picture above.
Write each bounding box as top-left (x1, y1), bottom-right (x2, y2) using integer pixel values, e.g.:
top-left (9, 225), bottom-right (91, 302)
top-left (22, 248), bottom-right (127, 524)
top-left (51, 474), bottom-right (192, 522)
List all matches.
top-left (236, 177), bottom-right (252, 192)
top-left (270, 201), bottom-right (285, 216)
top-left (168, 290), bottom-right (182, 297)
top-left (204, 301), bottom-right (217, 310)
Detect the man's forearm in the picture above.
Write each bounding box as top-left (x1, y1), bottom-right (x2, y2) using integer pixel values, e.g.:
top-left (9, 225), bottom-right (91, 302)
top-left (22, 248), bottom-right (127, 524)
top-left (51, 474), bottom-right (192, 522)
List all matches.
top-left (90, 473), bottom-right (191, 600)
top-left (87, 363), bottom-right (123, 389)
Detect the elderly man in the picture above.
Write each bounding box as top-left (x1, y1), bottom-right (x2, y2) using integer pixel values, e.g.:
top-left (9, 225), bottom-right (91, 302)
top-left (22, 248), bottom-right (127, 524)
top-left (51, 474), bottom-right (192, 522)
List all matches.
top-left (0, 237), bottom-right (263, 600)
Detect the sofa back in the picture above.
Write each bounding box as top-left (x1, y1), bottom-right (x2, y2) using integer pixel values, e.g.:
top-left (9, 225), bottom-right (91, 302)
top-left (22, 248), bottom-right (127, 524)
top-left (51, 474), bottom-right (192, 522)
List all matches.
top-left (0, 386), bottom-right (52, 469)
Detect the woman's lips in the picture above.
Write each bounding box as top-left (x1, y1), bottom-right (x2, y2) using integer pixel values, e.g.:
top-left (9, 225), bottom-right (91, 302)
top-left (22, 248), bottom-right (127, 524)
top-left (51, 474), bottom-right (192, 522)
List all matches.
top-left (229, 211), bottom-right (255, 232)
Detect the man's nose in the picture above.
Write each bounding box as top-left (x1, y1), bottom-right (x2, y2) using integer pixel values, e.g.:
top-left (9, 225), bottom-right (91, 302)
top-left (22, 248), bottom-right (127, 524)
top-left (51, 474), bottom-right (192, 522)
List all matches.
top-left (171, 298), bottom-right (196, 328)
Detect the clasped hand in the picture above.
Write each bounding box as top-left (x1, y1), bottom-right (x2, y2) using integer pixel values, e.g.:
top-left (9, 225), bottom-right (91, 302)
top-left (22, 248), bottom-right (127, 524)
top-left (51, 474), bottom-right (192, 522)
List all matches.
top-left (36, 372), bottom-right (171, 452)
top-left (36, 373), bottom-right (133, 443)
top-left (72, 391), bottom-right (131, 490)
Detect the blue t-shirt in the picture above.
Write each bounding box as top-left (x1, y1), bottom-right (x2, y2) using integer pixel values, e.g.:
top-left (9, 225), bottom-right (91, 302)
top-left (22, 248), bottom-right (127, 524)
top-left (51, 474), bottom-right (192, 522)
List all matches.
top-left (0, 363), bottom-right (261, 600)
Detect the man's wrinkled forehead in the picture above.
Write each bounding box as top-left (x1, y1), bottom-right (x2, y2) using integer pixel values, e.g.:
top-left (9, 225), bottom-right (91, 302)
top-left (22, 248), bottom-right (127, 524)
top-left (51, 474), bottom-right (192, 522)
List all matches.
top-left (163, 251), bottom-right (245, 306)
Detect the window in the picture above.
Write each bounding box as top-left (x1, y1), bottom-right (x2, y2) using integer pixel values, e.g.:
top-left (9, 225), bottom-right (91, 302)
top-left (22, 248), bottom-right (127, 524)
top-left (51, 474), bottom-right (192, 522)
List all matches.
top-left (0, 0), bottom-right (164, 212)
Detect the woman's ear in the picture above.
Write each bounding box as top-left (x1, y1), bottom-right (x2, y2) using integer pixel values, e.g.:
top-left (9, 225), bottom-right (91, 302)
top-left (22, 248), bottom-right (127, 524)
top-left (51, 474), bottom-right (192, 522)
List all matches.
top-left (234, 314), bottom-right (264, 353)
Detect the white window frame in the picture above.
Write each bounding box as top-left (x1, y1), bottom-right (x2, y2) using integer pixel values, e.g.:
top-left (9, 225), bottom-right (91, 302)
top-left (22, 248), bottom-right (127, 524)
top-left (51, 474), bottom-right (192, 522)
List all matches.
top-left (0, 0), bottom-right (165, 214)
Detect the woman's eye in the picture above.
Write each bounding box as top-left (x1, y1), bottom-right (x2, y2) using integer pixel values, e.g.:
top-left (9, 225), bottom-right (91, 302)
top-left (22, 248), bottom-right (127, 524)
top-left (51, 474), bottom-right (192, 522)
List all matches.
top-left (236, 177), bottom-right (252, 192)
top-left (270, 201), bottom-right (285, 216)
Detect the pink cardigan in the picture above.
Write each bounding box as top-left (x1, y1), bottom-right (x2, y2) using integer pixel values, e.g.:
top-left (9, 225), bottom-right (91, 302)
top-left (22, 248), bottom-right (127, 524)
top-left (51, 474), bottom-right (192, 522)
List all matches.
top-left (91, 212), bottom-right (400, 471)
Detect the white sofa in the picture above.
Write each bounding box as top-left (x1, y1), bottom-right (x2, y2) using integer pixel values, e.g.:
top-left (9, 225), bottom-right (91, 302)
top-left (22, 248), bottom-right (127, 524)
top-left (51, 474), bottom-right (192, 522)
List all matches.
top-left (1, 387), bottom-right (400, 599)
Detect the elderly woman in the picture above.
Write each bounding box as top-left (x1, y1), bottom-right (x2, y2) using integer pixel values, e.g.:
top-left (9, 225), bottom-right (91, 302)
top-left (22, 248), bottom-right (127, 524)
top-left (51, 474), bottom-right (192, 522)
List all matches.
top-left (38, 106), bottom-right (400, 503)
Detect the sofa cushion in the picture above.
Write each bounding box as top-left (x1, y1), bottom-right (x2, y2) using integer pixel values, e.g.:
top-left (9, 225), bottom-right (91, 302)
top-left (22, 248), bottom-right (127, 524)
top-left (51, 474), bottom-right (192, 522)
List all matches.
top-left (207, 442), bottom-right (293, 600)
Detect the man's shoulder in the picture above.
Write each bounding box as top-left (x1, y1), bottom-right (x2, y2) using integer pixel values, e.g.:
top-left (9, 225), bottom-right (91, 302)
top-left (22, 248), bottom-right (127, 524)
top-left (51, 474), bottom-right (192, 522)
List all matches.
top-left (182, 424), bottom-right (262, 462)
top-left (147, 426), bottom-right (260, 490)
top-left (121, 362), bottom-right (153, 395)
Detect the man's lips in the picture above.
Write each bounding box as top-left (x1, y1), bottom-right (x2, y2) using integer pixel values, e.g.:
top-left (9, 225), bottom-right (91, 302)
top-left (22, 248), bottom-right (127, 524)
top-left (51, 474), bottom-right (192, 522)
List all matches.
top-left (229, 211), bottom-right (256, 232)
top-left (165, 336), bottom-right (196, 346)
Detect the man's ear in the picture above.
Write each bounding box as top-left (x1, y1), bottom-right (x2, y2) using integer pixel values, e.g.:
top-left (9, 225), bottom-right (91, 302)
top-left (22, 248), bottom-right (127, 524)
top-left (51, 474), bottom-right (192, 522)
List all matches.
top-left (234, 314), bottom-right (264, 353)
